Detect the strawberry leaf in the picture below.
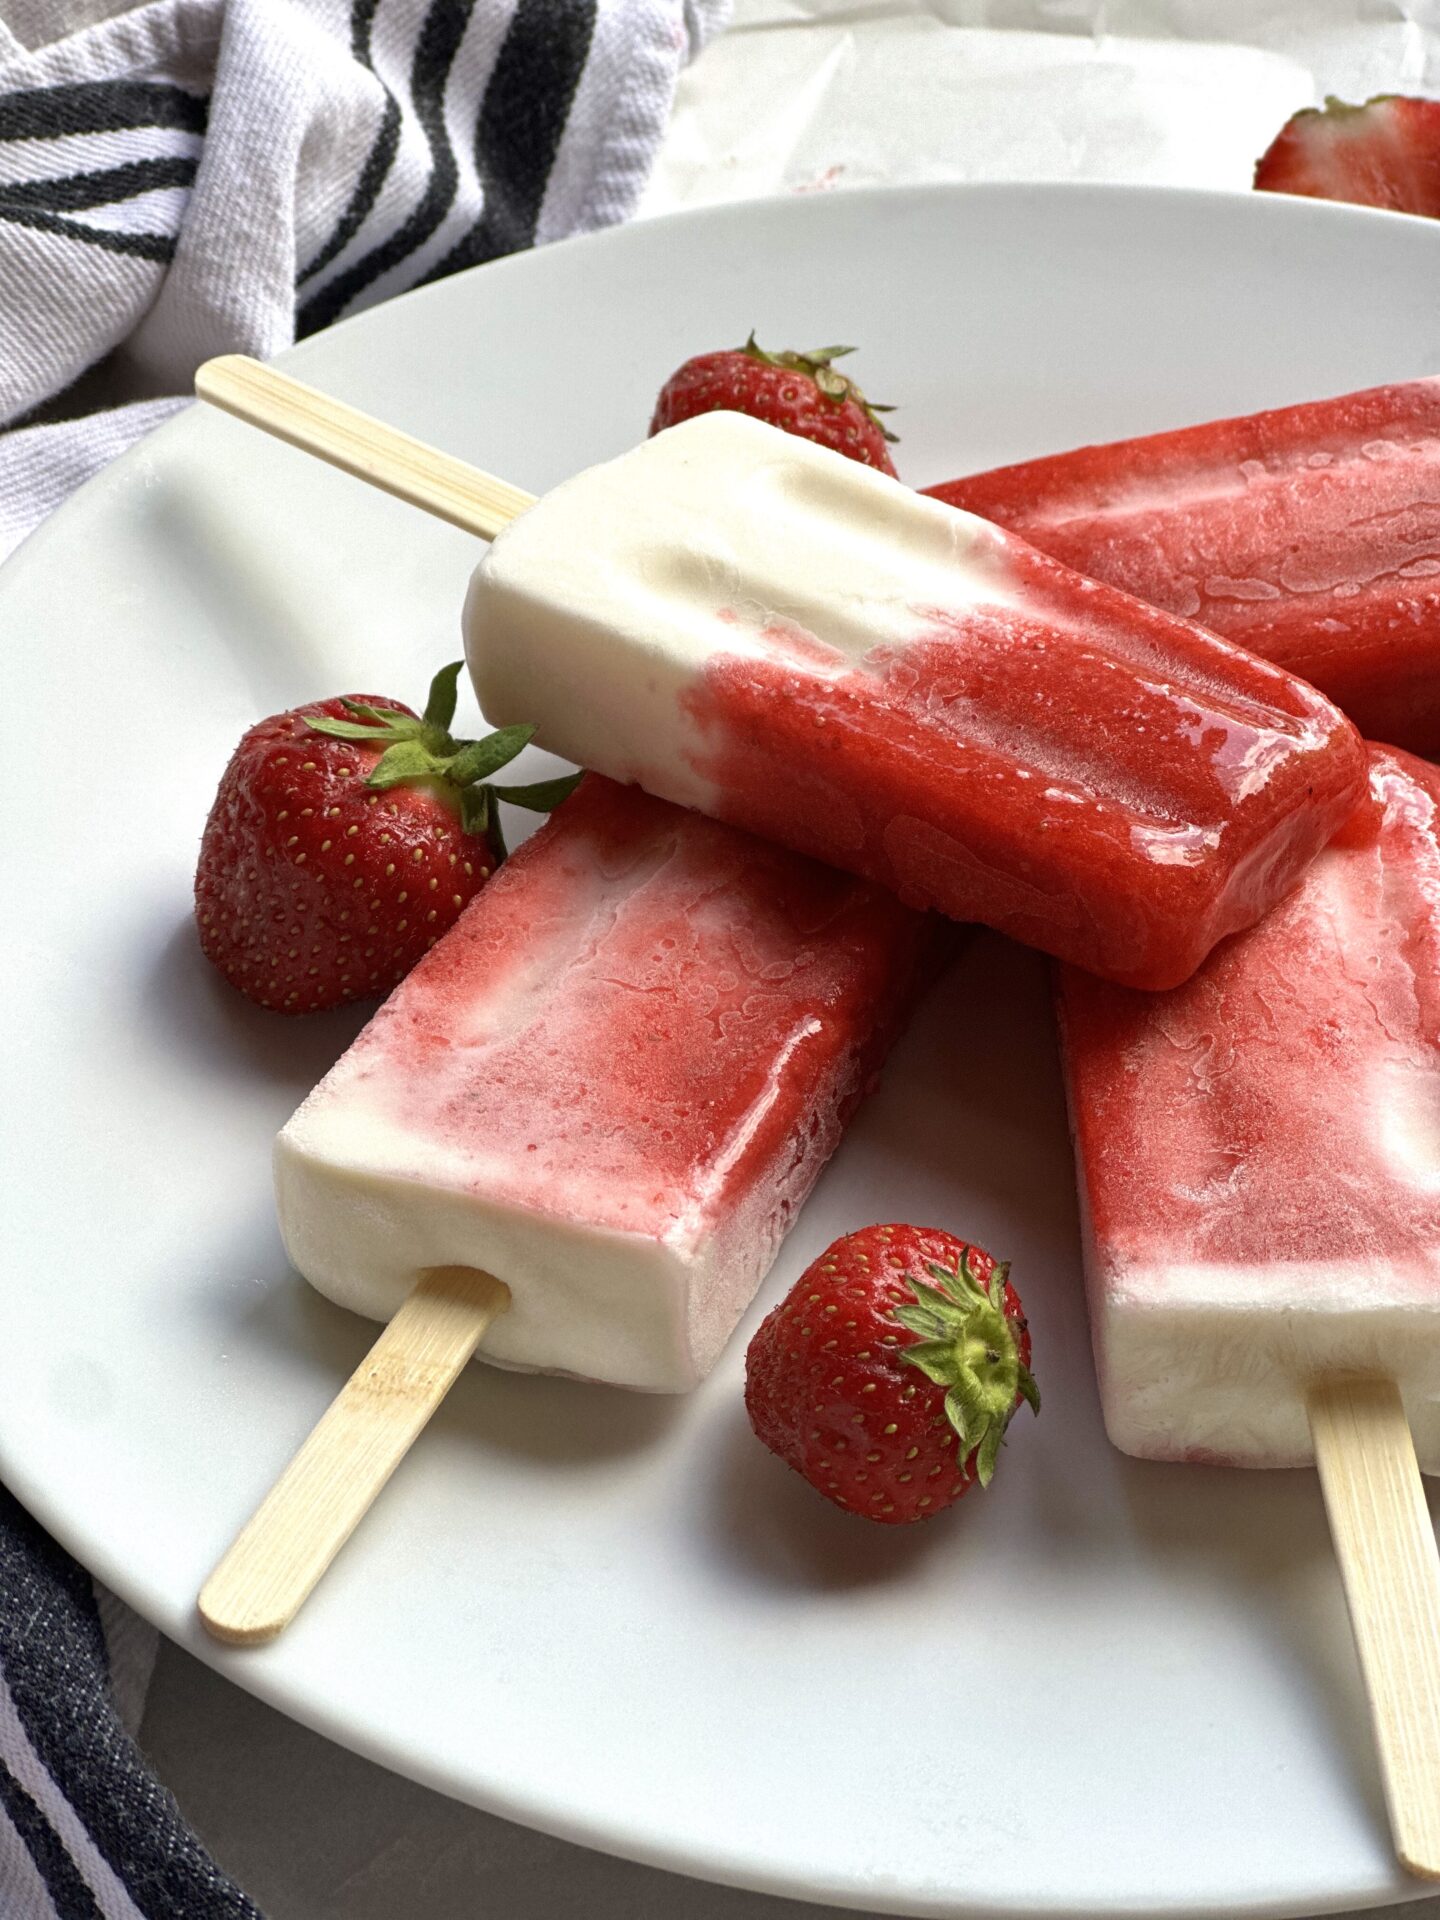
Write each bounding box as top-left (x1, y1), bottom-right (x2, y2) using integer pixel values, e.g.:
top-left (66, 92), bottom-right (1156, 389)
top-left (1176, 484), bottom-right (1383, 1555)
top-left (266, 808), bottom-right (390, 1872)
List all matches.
top-left (305, 717), bottom-right (401, 742)
top-left (943, 1380), bottom-right (983, 1448)
top-left (302, 666), bottom-right (581, 870)
top-left (368, 739), bottom-right (445, 788)
top-left (423, 660), bottom-right (464, 732)
top-left (953, 1252), bottom-right (992, 1297)
top-left (892, 1297), bottom-right (954, 1343)
top-left (489, 772), bottom-right (583, 812)
top-left (460, 784), bottom-right (490, 839)
top-left (340, 701), bottom-right (421, 732)
top-left (913, 1274), bottom-right (969, 1319)
top-left (446, 724), bottom-right (535, 787)
top-left (899, 1338), bottom-right (962, 1386)
top-left (974, 1421), bottom-right (1004, 1489)
top-left (897, 1250), bottom-right (1037, 1492)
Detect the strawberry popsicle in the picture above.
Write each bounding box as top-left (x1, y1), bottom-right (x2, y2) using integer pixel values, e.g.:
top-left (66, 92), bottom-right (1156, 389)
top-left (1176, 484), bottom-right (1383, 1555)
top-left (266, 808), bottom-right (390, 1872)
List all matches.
top-left (1056, 744), bottom-right (1440, 1469)
top-left (275, 774), bottom-right (933, 1392)
top-left (465, 412), bottom-right (1366, 992)
top-left (927, 378), bottom-right (1440, 754)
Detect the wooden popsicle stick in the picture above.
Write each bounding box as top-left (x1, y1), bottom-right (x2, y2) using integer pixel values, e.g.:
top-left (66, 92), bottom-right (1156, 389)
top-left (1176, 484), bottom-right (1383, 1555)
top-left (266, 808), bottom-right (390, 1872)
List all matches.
top-left (1308, 1375), bottom-right (1440, 1879)
top-left (195, 355), bottom-right (536, 541)
top-left (199, 1267), bottom-right (510, 1646)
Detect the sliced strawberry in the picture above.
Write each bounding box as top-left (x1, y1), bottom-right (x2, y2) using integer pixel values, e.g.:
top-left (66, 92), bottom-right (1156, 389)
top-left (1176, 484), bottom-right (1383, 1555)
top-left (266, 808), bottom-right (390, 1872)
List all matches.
top-left (1255, 95), bottom-right (1440, 216)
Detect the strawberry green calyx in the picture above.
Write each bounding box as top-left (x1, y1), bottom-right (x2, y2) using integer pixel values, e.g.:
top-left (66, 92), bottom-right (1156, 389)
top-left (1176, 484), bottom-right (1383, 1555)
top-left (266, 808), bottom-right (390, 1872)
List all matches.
top-left (304, 660), bottom-right (581, 858)
top-left (741, 333), bottom-right (899, 444)
top-left (894, 1255), bottom-right (1040, 1488)
top-left (1303, 93), bottom-right (1401, 123)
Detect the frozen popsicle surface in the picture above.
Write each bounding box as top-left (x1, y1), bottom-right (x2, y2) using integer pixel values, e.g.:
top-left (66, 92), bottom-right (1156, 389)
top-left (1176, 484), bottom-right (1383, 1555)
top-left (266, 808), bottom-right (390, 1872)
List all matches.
top-left (1056, 744), bottom-right (1440, 1470)
top-left (275, 775), bottom-right (933, 1392)
top-left (928, 378), bottom-right (1440, 754)
top-left (466, 412), bottom-right (1366, 991)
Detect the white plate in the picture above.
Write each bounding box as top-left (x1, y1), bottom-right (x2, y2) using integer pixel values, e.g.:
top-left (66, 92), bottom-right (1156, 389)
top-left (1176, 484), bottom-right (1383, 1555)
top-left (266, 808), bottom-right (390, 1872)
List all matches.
top-left (5, 185), bottom-right (1440, 1920)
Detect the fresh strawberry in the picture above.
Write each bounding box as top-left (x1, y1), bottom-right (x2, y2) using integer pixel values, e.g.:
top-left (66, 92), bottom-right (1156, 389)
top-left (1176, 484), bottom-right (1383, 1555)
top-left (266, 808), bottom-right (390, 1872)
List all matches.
top-left (1254, 95), bottom-right (1440, 215)
top-left (195, 662), bottom-right (578, 1013)
top-left (649, 335), bottom-right (899, 474)
top-left (744, 1224), bottom-right (1037, 1524)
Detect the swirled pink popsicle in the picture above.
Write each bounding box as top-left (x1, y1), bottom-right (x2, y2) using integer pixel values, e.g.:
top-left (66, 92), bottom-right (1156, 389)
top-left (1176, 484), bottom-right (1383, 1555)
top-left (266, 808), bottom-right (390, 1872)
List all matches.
top-left (465, 413), bottom-right (1366, 991)
top-left (927, 378), bottom-right (1440, 754)
top-left (1056, 743), bottom-right (1440, 1469)
top-left (276, 774), bottom-right (933, 1392)
top-left (1055, 743), bottom-right (1440, 1871)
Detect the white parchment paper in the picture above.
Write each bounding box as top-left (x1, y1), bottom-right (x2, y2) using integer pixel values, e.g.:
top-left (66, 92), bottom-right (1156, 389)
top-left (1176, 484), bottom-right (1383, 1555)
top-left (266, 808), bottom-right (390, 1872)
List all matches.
top-left (645, 0), bottom-right (1440, 211)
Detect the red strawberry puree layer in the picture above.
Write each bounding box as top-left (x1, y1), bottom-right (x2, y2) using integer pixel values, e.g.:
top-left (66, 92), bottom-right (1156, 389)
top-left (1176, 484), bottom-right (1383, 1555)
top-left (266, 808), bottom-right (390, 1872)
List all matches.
top-left (338, 775), bottom-right (931, 1245)
top-left (928, 378), bottom-right (1440, 754)
top-left (680, 535), bottom-right (1365, 991)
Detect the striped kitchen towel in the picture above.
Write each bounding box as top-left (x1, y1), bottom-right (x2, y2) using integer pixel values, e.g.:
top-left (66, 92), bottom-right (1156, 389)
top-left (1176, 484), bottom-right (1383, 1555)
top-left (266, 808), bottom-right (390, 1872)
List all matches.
top-left (0, 1485), bottom-right (260, 1918)
top-left (0, 2), bottom-right (725, 1913)
top-left (0, 0), bottom-right (726, 559)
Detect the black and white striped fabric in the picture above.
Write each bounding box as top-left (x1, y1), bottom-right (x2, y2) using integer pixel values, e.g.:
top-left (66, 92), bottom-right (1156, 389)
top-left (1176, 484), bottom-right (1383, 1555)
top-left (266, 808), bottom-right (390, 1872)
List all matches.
top-left (0, 1486), bottom-right (260, 1919)
top-left (0, 2), bottom-right (724, 1912)
top-left (0, 0), bottom-right (725, 558)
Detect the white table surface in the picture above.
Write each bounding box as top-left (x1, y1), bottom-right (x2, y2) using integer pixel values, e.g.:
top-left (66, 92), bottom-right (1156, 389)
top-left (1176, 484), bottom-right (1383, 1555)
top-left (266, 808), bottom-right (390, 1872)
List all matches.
top-left (26, 1), bottom-right (1440, 1913)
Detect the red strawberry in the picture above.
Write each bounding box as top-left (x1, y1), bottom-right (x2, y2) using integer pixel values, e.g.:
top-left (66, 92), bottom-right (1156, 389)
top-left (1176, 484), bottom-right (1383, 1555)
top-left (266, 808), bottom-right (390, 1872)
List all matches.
top-left (1254, 95), bottom-right (1440, 215)
top-left (744, 1224), bottom-right (1037, 1524)
top-left (649, 335), bottom-right (899, 474)
top-left (195, 662), bottom-right (578, 1013)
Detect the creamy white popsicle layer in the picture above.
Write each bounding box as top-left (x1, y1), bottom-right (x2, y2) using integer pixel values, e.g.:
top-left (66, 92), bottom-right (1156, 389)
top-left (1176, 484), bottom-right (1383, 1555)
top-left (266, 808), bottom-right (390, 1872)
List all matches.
top-left (463, 411), bottom-right (1365, 992)
top-left (276, 775), bottom-right (932, 1392)
top-left (1056, 745), bottom-right (1440, 1469)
